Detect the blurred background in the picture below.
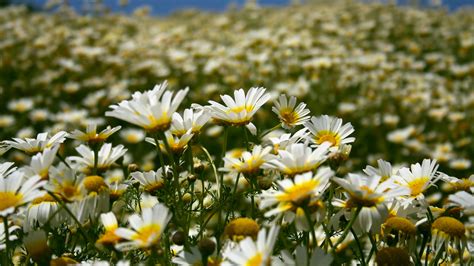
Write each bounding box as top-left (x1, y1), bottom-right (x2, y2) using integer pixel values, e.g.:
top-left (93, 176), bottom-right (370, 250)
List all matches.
top-left (3, 0), bottom-right (473, 15)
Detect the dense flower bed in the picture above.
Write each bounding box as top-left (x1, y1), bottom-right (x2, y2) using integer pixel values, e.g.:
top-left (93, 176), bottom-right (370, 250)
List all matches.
top-left (0, 1), bottom-right (473, 265)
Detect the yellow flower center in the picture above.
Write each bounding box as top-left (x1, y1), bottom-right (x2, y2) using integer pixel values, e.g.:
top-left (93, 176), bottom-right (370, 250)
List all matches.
top-left (407, 177), bottom-right (429, 196)
top-left (383, 217), bottom-right (416, 235)
top-left (225, 217), bottom-right (260, 241)
top-left (60, 183), bottom-right (81, 200)
top-left (145, 115), bottom-right (171, 132)
top-left (276, 179), bottom-right (319, 204)
top-left (144, 181), bottom-right (165, 193)
top-left (279, 108), bottom-right (299, 126)
top-left (133, 224), bottom-right (162, 245)
top-left (0, 192), bottom-right (23, 211)
top-left (31, 194), bottom-right (56, 205)
top-left (83, 175), bottom-right (108, 193)
top-left (245, 252), bottom-right (263, 266)
top-left (96, 230), bottom-right (121, 246)
top-left (229, 105), bottom-right (254, 114)
top-left (316, 130), bottom-right (340, 146)
top-left (432, 217), bottom-right (465, 238)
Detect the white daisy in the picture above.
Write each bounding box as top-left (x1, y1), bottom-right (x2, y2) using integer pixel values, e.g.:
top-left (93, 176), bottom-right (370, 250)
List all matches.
top-left (115, 203), bottom-right (172, 250)
top-left (0, 164), bottom-right (46, 216)
top-left (222, 225), bottom-right (279, 266)
top-left (68, 143), bottom-right (127, 173)
top-left (363, 159), bottom-right (395, 182)
top-left (221, 145), bottom-right (273, 176)
top-left (69, 124), bottom-right (121, 143)
top-left (207, 87), bottom-right (271, 135)
top-left (304, 115), bottom-right (355, 150)
top-left (264, 142), bottom-right (331, 176)
top-left (171, 108), bottom-right (211, 136)
top-left (24, 145), bottom-right (59, 180)
top-left (130, 167), bottom-right (169, 193)
top-left (272, 94), bottom-right (310, 129)
top-left (2, 131), bottom-right (67, 154)
top-left (106, 81), bottom-right (189, 132)
top-left (395, 159), bottom-right (439, 198)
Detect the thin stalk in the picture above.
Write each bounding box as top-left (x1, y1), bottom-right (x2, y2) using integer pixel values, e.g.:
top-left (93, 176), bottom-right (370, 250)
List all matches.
top-left (429, 247), bottom-right (444, 266)
top-left (303, 207), bottom-right (317, 249)
top-left (152, 134), bottom-right (165, 168)
top-left (243, 126), bottom-right (250, 151)
top-left (333, 206), bottom-right (362, 250)
top-left (259, 124), bottom-right (281, 138)
top-left (3, 217), bottom-right (11, 266)
top-left (47, 191), bottom-right (89, 242)
top-left (199, 145), bottom-right (219, 198)
top-left (351, 228), bottom-right (366, 266)
top-left (159, 132), bottom-right (182, 212)
top-left (367, 232), bottom-right (377, 263)
top-left (321, 223), bottom-right (334, 251)
top-left (92, 143), bottom-right (99, 175)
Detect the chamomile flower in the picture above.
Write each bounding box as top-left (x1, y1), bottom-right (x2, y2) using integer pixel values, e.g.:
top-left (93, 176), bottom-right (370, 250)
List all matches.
top-left (431, 216), bottom-right (467, 256)
top-left (146, 130), bottom-right (194, 154)
top-left (130, 167), bottom-right (169, 193)
top-left (115, 203), bottom-right (172, 250)
top-left (24, 145), bottom-right (59, 180)
top-left (363, 159), bottom-right (395, 182)
top-left (448, 191), bottom-right (474, 213)
top-left (45, 163), bottom-right (83, 202)
top-left (272, 95), bottom-right (310, 129)
top-left (207, 87), bottom-right (270, 135)
top-left (106, 81), bottom-right (189, 132)
top-left (333, 173), bottom-right (409, 208)
top-left (0, 166), bottom-right (46, 216)
top-left (225, 217), bottom-right (260, 241)
top-left (395, 159), bottom-right (439, 198)
top-left (304, 115), bottom-right (355, 150)
top-left (96, 212), bottom-right (121, 247)
top-left (221, 145), bottom-right (273, 176)
top-left (3, 131), bottom-right (68, 155)
top-left (24, 193), bottom-right (62, 232)
top-left (222, 225), bottom-right (279, 266)
top-left (68, 143), bottom-right (127, 173)
top-left (266, 128), bottom-right (308, 153)
top-left (119, 128), bottom-right (146, 144)
top-left (171, 108), bottom-right (211, 136)
top-left (69, 124), bottom-right (121, 144)
top-left (264, 142), bottom-right (331, 176)
top-left (260, 168), bottom-right (333, 218)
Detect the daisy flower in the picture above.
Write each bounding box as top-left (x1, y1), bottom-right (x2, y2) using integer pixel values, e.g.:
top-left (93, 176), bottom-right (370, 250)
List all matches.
top-left (115, 203), bottom-right (172, 250)
top-left (0, 163), bottom-right (46, 216)
top-left (333, 173), bottom-right (409, 208)
top-left (264, 142), bottom-right (331, 176)
top-left (24, 193), bottom-right (62, 232)
top-left (431, 216), bottom-right (467, 258)
top-left (68, 143), bottom-right (127, 173)
top-left (395, 159), bottom-right (439, 198)
top-left (207, 87), bottom-right (271, 135)
top-left (119, 128), bottom-right (146, 144)
top-left (225, 217), bottom-right (260, 241)
top-left (170, 108), bottom-right (211, 136)
top-left (260, 168), bottom-right (333, 217)
top-left (69, 124), bottom-right (121, 144)
top-left (45, 163), bottom-right (83, 202)
top-left (2, 131), bottom-right (68, 155)
top-left (272, 95), bottom-right (310, 129)
top-left (130, 167), bottom-right (169, 193)
top-left (146, 130), bottom-right (194, 154)
top-left (221, 145), bottom-right (273, 176)
top-left (106, 81), bottom-right (189, 132)
top-left (24, 145), bottom-right (59, 180)
top-left (96, 212), bottom-right (121, 247)
top-left (304, 115), bottom-right (355, 150)
top-left (266, 128), bottom-right (308, 153)
top-left (363, 159), bottom-right (395, 182)
top-left (222, 225), bottom-right (279, 266)
top-left (448, 191), bottom-right (474, 213)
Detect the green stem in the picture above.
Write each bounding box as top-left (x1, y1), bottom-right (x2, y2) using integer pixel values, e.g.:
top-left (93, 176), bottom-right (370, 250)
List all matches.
top-left (243, 126), bottom-right (250, 151)
top-left (3, 216), bottom-right (11, 266)
top-left (351, 228), bottom-right (366, 266)
top-left (367, 232), bottom-right (377, 263)
top-left (259, 124), bottom-right (281, 138)
top-left (92, 144), bottom-right (99, 175)
top-left (47, 191), bottom-right (89, 242)
top-left (159, 132), bottom-right (183, 218)
top-left (429, 246), bottom-right (444, 266)
top-left (333, 206), bottom-right (362, 251)
top-left (152, 134), bottom-right (165, 168)
top-left (303, 207), bottom-right (317, 250)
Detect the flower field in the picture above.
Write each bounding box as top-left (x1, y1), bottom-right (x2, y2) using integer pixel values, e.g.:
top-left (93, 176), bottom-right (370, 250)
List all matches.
top-left (0, 1), bottom-right (473, 265)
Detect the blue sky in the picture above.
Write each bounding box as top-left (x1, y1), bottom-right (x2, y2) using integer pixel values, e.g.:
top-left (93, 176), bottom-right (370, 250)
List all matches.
top-left (21, 0), bottom-right (474, 16)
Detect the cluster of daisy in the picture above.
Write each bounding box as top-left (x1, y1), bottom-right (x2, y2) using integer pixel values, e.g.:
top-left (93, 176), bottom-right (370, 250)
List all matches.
top-left (0, 81), bottom-right (472, 265)
top-left (0, 1), bottom-right (473, 176)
